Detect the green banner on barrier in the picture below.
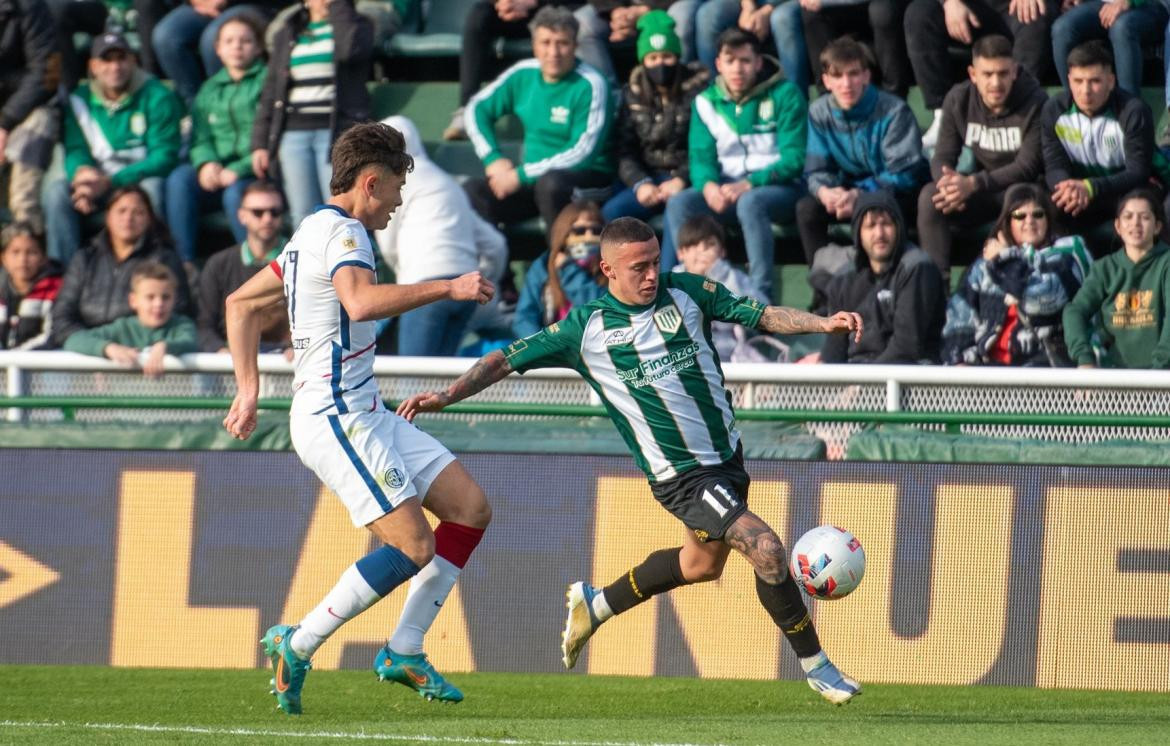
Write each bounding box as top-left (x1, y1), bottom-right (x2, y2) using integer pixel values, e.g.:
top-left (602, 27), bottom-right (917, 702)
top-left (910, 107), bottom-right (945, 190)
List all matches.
top-left (0, 417), bottom-right (826, 460)
top-left (845, 425), bottom-right (1170, 466)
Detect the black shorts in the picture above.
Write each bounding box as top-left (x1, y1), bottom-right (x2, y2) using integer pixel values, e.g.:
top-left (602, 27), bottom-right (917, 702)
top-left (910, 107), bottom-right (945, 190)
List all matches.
top-left (649, 446), bottom-right (749, 542)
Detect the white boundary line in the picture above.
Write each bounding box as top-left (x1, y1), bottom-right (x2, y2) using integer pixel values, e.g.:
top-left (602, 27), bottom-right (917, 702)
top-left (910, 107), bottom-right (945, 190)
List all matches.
top-left (0, 720), bottom-right (725, 746)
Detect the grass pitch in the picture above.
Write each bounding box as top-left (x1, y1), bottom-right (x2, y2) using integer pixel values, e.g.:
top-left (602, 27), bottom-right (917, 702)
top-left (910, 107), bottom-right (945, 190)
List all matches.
top-left (1, 666), bottom-right (1166, 745)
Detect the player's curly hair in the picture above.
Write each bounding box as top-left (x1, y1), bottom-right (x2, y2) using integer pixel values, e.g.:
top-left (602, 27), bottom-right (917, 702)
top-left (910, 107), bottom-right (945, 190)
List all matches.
top-left (329, 122), bottom-right (415, 195)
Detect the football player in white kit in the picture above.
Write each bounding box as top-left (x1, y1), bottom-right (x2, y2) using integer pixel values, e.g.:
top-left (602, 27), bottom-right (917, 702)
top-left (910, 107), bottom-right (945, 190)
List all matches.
top-left (223, 122), bottom-right (495, 715)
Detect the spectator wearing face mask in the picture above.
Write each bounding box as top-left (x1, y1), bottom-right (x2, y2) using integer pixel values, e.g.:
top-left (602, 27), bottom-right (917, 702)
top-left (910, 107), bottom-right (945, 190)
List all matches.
top-left (513, 201), bottom-right (609, 338)
top-left (602, 10), bottom-right (709, 267)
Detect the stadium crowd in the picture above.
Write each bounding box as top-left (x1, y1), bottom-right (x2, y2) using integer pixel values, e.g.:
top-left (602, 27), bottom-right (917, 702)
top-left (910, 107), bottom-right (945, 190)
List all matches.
top-left (4, 0), bottom-right (1170, 369)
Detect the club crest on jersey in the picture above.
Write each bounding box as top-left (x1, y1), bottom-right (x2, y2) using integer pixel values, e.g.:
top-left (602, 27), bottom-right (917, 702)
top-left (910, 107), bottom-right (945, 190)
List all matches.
top-left (604, 328), bottom-right (633, 346)
top-left (550, 106), bottom-right (570, 125)
top-left (653, 305), bottom-right (682, 334)
top-left (703, 280), bottom-right (716, 292)
top-left (341, 235), bottom-right (359, 250)
top-left (383, 467), bottom-right (405, 489)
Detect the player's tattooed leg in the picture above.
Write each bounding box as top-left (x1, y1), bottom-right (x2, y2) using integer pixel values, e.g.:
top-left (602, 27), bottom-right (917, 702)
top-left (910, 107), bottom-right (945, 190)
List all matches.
top-left (723, 511), bottom-right (787, 584)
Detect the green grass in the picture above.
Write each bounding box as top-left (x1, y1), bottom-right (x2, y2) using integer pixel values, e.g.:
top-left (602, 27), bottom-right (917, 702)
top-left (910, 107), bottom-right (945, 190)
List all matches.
top-left (1, 666), bottom-right (1167, 745)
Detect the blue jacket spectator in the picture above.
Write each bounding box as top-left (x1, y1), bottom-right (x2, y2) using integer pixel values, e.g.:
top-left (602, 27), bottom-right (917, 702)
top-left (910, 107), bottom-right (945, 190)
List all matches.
top-left (796, 37), bottom-right (927, 269)
top-left (512, 202), bottom-right (608, 338)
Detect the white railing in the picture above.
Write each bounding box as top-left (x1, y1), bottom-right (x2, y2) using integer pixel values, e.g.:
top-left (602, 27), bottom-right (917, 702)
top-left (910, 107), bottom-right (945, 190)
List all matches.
top-left (5, 351), bottom-right (1170, 455)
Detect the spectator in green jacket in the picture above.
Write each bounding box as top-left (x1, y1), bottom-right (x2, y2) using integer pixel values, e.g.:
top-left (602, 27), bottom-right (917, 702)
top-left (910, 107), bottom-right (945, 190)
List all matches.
top-left (1063, 188), bottom-right (1170, 369)
top-left (463, 5), bottom-right (616, 230)
top-left (64, 260), bottom-right (198, 378)
top-left (165, 15), bottom-right (267, 266)
top-left (662, 27), bottom-right (807, 301)
top-left (43, 32), bottom-right (185, 265)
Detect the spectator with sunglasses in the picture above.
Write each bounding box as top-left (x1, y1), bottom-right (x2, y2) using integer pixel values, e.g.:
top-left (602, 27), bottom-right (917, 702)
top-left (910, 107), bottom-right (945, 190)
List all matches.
top-left (513, 201), bottom-right (609, 338)
top-left (942, 183), bottom-right (1092, 366)
top-left (197, 181), bottom-right (290, 353)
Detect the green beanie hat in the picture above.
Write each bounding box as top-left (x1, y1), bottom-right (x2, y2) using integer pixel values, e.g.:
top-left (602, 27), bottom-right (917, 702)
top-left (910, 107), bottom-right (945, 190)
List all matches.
top-left (636, 10), bottom-right (681, 63)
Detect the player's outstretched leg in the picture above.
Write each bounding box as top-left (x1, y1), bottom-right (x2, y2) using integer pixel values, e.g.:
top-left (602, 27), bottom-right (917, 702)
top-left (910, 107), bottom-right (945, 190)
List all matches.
top-left (729, 513), bottom-right (861, 705)
top-left (261, 624), bottom-right (312, 715)
top-left (561, 547), bottom-right (693, 668)
top-left (561, 580), bottom-right (606, 668)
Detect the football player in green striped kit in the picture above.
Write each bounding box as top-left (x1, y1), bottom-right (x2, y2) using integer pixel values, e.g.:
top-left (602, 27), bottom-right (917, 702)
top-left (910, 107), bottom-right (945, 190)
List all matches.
top-left (397, 217), bottom-right (863, 704)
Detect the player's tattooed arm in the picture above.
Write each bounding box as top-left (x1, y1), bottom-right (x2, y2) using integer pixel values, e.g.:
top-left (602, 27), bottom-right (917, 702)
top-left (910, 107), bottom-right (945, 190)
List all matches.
top-left (758, 306), bottom-right (863, 343)
top-left (446, 349), bottom-right (514, 403)
top-left (396, 350), bottom-right (514, 421)
top-left (724, 512), bottom-right (788, 584)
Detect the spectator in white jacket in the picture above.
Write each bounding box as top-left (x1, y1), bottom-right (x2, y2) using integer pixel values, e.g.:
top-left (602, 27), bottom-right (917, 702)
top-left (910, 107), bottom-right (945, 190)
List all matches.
top-left (375, 115), bottom-right (508, 356)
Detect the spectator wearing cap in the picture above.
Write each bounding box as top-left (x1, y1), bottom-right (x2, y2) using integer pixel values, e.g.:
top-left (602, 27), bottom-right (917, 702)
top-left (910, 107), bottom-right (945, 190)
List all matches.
top-left (601, 9), bottom-right (709, 264)
top-left (45, 0), bottom-right (173, 90)
top-left (0, 0), bottom-right (60, 235)
top-left (43, 32), bottom-right (184, 265)
top-left (574, 1), bottom-right (701, 84)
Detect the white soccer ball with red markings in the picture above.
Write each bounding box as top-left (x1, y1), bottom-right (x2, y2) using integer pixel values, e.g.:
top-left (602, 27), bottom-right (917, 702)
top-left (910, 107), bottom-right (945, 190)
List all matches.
top-left (790, 525), bottom-right (865, 600)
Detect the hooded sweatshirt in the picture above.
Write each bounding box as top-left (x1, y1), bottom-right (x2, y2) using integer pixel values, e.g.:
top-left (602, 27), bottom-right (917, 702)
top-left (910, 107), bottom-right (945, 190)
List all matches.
top-left (932, 69), bottom-right (1048, 192)
top-left (689, 56), bottom-right (807, 188)
top-left (1063, 242), bottom-right (1170, 368)
top-left (375, 116), bottom-right (506, 285)
top-left (805, 84), bottom-right (928, 197)
top-left (821, 190), bottom-right (946, 363)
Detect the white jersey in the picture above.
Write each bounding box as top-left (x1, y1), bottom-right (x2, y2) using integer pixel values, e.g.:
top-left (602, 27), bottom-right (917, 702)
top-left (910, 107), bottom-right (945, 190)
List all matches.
top-left (275, 204), bottom-right (383, 415)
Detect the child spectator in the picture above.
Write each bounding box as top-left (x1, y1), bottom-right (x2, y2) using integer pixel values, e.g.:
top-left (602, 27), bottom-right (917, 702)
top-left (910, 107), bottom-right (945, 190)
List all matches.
top-left (942, 183), bottom-right (1092, 366)
top-left (603, 11), bottom-right (709, 225)
top-left (165, 14), bottom-right (267, 266)
top-left (1064, 188), bottom-right (1170, 368)
top-left (51, 185), bottom-right (190, 347)
top-left (64, 261), bottom-right (198, 377)
top-left (512, 201), bottom-right (609, 338)
top-left (0, 223), bottom-right (63, 350)
top-left (672, 214), bottom-right (767, 361)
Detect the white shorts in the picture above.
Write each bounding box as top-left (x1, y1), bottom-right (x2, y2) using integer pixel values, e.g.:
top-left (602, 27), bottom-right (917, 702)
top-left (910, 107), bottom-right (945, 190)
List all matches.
top-left (290, 410), bottom-right (456, 527)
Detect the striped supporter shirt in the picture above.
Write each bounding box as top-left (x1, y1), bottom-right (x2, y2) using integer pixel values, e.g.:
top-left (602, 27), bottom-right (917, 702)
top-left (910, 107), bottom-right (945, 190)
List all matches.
top-left (504, 272), bottom-right (766, 483)
top-left (287, 19), bottom-right (335, 128)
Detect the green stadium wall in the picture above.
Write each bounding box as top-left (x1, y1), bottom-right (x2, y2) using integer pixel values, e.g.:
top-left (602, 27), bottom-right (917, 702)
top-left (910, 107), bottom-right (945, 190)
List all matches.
top-left (1, 449), bottom-right (1167, 691)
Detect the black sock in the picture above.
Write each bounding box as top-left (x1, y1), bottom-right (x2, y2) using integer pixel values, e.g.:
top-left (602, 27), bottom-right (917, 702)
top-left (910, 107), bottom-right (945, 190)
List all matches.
top-left (602, 547), bottom-right (687, 616)
top-left (755, 572), bottom-right (822, 658)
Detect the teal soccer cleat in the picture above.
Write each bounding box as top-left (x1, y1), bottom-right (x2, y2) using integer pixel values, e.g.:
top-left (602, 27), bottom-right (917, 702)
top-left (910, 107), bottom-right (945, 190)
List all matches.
top-left (561, 581), bottom-right (603, 669)
top-left (374, 646), bottom-right (464, 703)
top-left (805, 656), bottom-right (861, 705)
top-left (261, 624), bottom-right (312, 715)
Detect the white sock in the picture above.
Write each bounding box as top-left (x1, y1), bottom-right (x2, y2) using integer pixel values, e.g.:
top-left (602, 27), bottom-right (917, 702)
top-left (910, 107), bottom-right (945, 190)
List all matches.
top-left (799, 650), bottom-right (829, 673)
top-left (591, 589), bottom-right (614, 622)
top-left (291, 564), bottom-right (380, 659)
top-left (387, 556), bottom-right (460, 655)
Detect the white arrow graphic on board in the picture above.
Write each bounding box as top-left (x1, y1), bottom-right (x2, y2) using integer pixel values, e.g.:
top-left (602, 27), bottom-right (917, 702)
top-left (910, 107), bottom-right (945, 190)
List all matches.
top-left (0, 541), bottom-right (60, 608)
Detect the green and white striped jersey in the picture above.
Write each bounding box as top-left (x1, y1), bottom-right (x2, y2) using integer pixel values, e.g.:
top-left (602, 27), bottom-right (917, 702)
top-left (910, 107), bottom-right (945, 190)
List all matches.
top-left (504, 272), bottom-right (766, 483)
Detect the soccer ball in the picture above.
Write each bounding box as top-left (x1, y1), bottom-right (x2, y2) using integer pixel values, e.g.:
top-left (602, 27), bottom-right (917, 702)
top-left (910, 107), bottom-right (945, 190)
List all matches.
top-left (789, 525), bottom-right (865, 600)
